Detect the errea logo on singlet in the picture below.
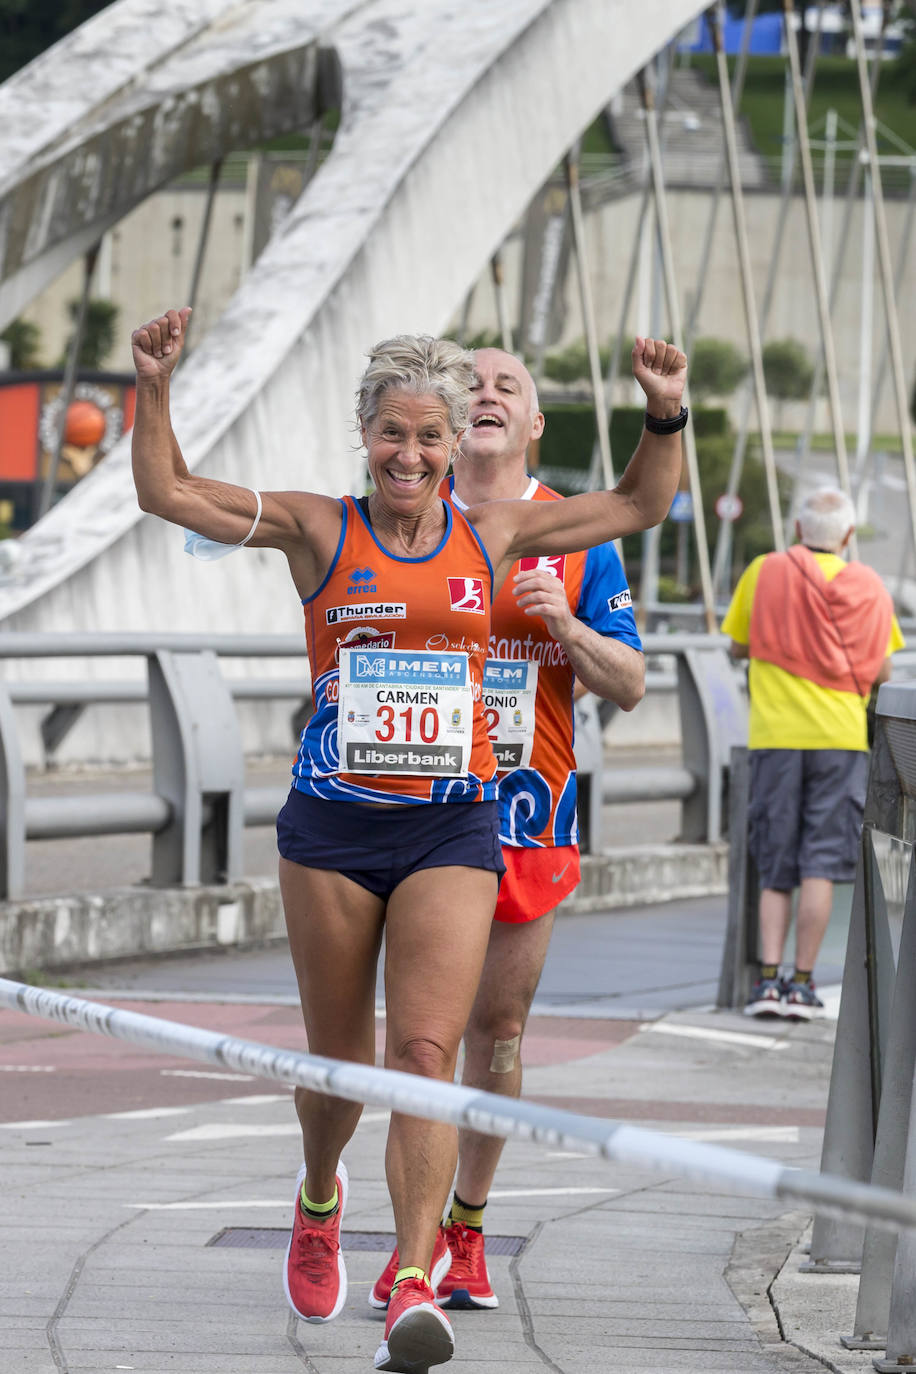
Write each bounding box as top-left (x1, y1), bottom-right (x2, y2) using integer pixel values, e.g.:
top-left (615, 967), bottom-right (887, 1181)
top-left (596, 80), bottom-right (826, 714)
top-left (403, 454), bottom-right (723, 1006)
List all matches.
top-left (447, 577), bottom-right (486, 614)
top-left (347, 567), bottom-right (377, 594)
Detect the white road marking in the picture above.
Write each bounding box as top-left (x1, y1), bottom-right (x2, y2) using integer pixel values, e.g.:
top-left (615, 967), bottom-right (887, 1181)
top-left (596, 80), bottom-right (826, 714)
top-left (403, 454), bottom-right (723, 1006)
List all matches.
top-left (130, 1185), bottom-right (619, 1209)
top-left (640, 1022), bottom-right (788, 1051)
top-left (220, 1093), bottom-right (294, 1104)
top-left (160, 1069), bottom-right (256, 1082)
top-left (660, 1125), bottom-right (800, 1144)
top-left (127, 1199), bottom-right (296, 1210)
top-left (0, 1119), bottom-right (70, 1129)
top-left (488, 1187), bottom-right (618, 1198)
top-left (166, 1122), bottom-right (304, 1142)
top-left (106, 1106), bottom-right (192, 1121)
top-left (166, 1110), bottom-right (390, 1143)
top-left (0, 1064), bottom-right (56, 1072)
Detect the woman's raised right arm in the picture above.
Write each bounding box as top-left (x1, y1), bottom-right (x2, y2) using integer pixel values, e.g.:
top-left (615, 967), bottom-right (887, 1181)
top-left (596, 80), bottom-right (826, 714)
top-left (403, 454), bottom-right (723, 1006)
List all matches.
top-left (130, 307), bottom-right (306, 548)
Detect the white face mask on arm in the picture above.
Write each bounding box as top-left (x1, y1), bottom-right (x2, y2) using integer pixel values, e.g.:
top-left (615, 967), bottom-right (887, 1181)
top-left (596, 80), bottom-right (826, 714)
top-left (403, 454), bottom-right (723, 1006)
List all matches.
top-left (183, 490), bottom-right (262, 560)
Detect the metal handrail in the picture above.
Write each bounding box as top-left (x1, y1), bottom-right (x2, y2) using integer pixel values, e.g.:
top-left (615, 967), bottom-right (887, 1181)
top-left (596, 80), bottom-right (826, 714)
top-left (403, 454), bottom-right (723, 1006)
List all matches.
top-left (0, 633), bottom-right (747, 899)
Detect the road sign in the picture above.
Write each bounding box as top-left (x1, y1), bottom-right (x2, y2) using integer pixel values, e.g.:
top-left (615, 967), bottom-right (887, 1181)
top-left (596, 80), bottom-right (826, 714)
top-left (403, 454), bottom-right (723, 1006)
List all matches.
top-left (669, 490), bottom-right (694, 522)
top-left (715, 493), bottom-right (744, 522)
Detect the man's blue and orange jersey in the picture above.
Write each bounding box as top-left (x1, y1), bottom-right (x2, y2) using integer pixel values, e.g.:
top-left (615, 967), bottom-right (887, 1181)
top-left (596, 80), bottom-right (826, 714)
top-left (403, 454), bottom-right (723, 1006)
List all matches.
top-left (445, 475), bottom-right (641, 846)
top-left (292, 495), bottom-right (499, 804)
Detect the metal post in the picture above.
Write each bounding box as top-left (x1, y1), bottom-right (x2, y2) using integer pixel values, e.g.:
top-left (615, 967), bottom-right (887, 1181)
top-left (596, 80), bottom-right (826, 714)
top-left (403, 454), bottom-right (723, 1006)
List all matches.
top-left (791, 11), bottom-right (887, 522)
top-left (456, 283), bottom-right (477, 346)
top-left (782, 0), bottom-right (856, 550)
top-left (842, 848), bottom-right (916, 1349)
top-left (565, 146), bottom-right (614, 488)
top-left (639, 69), bottom-right (717, 633)
top-left (490, 248), bottom-right (514, 356)
top-left (147, 650), bottom-right (245, 886)
top-left (855, 168), bottom-right (876, 519)
top-left (803, 829), bottom-right (875, 1270)
top-left (588, 46), bottom-right (675, 491)
top-left (184, 159), bottom-right (222, 353)
top-left (822, 107), bottom-right (838, 283)
top-left (709, 8), bottom-right (784, 555)
top-left (876, 1084), bottom-right (916, 1369)
top-left (711, 8), bottom-right (824, 594)
top-left (863, 165), bottom-right (916, 481)
top-left (0, 681), bottom-right (26, 901)
top-left (848, 0), bottom-right (916, 576)
top-left (38, 241), bottom-right (100, 522)
top-left (685, 0), bottom-right (759, 351)
top-left (716, 745), bottom-right (758, 1010)
top-left (675, 646), bottom-right (747, 844)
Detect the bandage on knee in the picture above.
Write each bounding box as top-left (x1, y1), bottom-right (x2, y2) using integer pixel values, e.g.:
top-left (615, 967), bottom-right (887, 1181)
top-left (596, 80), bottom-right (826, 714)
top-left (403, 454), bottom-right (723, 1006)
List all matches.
top-left (489, 1034), bottom-right (521, 1073)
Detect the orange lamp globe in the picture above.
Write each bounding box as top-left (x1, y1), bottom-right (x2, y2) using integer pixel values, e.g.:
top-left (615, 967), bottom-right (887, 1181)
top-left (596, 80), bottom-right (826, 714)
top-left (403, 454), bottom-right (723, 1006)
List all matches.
top-left (64, 399), bottom-right (106, 448)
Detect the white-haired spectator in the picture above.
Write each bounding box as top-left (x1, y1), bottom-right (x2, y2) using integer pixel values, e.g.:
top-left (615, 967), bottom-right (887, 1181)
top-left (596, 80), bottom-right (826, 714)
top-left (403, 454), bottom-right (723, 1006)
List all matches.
top-left (722, 485), bottom-right (904, 1019)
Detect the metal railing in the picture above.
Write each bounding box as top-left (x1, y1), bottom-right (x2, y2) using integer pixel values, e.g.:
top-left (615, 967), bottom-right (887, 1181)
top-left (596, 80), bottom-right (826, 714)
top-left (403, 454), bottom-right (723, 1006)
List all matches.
top-left (0, 632), bottom-right (749, 901)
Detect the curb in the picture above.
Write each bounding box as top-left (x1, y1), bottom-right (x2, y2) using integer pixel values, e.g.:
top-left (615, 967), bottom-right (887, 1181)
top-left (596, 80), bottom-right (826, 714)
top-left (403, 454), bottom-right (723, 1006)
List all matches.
top-left (0, 845), bottom-right (728, 976)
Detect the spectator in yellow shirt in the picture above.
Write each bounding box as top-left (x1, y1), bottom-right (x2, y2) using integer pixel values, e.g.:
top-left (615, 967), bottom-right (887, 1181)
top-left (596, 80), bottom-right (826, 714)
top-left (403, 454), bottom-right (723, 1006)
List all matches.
top-left (722, 487), bottom-right (904, 1018)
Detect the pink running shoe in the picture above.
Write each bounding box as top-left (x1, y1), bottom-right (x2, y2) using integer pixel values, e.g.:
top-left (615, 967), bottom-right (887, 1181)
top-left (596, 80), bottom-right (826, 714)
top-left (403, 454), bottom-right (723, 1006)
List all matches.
top-left (369, 1226), bottom-right (452, 1309)
top-left (373, 1276), bottom-right (454, 1372)
top-left (436, 1222), bottom-right (499, 1309)
top-left (283, 1160), bottom-right (349, 1323)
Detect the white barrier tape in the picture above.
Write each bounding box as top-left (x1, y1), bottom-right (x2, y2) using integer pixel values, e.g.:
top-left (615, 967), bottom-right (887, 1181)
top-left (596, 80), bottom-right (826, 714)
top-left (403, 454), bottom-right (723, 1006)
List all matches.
top-left (1, 976), bottom-right (913, 1232)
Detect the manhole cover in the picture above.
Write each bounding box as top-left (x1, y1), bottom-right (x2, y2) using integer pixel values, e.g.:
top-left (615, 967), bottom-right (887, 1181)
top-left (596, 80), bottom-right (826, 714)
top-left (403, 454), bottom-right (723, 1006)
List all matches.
top-left (207, 1228), bottom-right (526, 1256)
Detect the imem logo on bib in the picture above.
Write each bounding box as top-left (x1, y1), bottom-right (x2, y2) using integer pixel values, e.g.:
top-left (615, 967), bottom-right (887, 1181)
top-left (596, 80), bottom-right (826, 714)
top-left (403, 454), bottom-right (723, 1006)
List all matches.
top-left (447, 577), bottom-right (486, 614)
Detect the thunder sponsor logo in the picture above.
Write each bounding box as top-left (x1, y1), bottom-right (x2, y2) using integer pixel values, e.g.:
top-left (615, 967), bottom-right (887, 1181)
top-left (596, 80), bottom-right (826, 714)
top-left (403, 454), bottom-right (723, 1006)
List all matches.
top-left (326, 602), bottom-right (406, 624)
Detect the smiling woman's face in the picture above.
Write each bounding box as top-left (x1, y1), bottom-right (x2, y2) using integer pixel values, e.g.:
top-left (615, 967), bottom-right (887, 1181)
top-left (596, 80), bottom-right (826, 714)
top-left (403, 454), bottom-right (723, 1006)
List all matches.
top-left (362, 389), bottom-right (457, 513)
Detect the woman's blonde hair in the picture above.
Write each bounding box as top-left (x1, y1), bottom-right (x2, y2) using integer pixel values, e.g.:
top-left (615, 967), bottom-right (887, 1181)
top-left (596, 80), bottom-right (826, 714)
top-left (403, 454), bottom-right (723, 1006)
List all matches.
top-left (357, 334), bottom-right (476, 436)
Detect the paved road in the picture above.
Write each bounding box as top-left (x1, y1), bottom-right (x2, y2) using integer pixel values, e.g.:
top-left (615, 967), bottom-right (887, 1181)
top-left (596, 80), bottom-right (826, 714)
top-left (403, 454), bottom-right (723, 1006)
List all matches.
top-left (0, 924), bottom-right (852, 1374)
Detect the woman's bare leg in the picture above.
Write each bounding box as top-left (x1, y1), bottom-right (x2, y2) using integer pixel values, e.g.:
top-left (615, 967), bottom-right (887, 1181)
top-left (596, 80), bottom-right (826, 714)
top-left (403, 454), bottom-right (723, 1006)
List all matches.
top-left (382, 864), bottom-right (498, 1277)
top-left (280, 857), bottom-right (385, 1201)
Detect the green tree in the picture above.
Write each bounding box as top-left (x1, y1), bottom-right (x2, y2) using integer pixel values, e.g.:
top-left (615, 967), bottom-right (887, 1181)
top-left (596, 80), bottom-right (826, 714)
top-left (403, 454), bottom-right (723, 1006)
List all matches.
top-left (0, 317), bottom-right (43, 370)
top-left (57, 298), bottom-right (119, 371)
top-left (688, 337), bottom-right (749, 402)
top-left (762, 337), bottom-right (814, 425)
top-left (890, 17), bottom-right (916, 105)
top-left (541, 337), bottom-right (611, 385)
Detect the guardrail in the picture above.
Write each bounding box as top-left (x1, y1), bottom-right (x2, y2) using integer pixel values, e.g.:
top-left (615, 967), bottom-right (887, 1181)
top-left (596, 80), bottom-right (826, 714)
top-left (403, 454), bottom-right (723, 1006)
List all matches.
top-left (0, 631), bottom-right (749, 901)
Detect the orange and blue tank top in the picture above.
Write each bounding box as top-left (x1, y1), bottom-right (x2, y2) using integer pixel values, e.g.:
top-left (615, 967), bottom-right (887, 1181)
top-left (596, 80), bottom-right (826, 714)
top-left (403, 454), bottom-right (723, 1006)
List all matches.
top-left (292, 495), bottom-right (498, 804)
top-left (445, 475), bottom-right (641, 848)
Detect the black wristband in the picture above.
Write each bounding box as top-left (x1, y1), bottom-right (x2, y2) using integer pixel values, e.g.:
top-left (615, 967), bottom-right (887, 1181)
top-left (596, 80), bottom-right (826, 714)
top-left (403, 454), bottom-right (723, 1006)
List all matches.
top-left (644, 405), bottom-right (688, 435)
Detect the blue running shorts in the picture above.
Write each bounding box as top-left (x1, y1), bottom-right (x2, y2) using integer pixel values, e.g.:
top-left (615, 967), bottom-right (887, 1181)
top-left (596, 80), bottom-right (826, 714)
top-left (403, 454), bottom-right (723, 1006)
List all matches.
top-left (277, 788), bottom-right (504, 898)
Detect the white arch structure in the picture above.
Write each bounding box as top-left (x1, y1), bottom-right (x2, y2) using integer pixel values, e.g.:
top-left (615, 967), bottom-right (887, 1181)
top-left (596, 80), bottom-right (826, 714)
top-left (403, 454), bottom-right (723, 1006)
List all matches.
top-left (0, 0), bottom-right (704, 647)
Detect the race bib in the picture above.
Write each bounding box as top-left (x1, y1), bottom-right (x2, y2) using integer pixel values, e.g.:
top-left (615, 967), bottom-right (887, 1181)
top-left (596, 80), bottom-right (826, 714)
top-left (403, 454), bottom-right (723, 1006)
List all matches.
top-left (482, 659), bottom-right (538, 770)
top-left (337, 648), bottom-right (473, 776)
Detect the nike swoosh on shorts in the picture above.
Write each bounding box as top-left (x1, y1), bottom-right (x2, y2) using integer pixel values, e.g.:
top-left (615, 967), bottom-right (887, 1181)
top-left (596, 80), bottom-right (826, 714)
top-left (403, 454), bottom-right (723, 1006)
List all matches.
top-left (551, 864), bottom-right (569, 883)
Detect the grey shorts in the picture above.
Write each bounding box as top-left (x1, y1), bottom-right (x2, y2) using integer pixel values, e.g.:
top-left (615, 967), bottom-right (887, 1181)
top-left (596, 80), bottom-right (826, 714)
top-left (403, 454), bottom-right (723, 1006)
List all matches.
top-left (748, 748), bottom-right (868, 891)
